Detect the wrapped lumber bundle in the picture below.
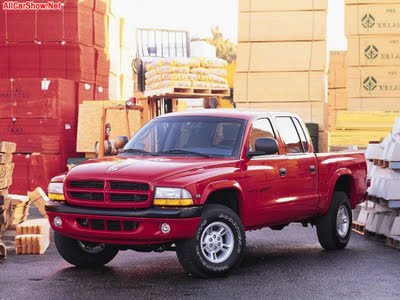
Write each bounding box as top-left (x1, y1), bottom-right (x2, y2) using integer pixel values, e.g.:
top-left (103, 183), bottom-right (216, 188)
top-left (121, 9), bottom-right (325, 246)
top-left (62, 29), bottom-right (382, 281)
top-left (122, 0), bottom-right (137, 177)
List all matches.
top-left (27, 187), bottom-right (50, 218)
top-left (15, 218), bottom-right (50, 255)
top-left (10, 195), bottom-right (31, 226)
top-left (145, 57), bottom-right (229, 92)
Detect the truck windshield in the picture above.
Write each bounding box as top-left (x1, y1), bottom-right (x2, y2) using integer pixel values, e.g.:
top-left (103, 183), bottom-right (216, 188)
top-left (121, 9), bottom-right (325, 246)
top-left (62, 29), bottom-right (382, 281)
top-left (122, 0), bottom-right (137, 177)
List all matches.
top-left (123, 116), bottom-right (245, 158)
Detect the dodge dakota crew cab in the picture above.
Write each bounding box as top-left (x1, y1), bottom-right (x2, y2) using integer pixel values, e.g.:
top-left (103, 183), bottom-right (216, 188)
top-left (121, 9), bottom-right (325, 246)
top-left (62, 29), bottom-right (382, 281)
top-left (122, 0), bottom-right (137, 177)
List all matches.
top-left (46, 110), bottom-right (367, 277)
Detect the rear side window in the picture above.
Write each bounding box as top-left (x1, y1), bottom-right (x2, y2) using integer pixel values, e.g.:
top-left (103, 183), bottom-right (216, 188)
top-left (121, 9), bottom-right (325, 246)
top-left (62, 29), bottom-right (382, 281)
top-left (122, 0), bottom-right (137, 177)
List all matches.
top-left (293, 118), bottom-right (309, 152)
top-left (275, 117), bottom-right (303, 154)
top-left (248, 119), bottom-right (275, 152)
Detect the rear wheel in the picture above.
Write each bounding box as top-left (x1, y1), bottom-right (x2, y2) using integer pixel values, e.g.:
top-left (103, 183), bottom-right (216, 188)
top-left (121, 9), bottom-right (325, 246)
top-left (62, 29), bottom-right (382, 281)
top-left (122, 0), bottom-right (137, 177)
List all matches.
top-left (176, 204), bottom-right (245, 278)
top-left (316, 191), bottom-right (352, 250)
top-left (54, 232), bottom-right (119, 268)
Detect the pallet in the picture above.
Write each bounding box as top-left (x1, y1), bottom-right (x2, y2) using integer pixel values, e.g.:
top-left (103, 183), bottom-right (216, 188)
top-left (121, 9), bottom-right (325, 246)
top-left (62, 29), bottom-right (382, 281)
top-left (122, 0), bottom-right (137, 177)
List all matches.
top-left (364, 230), bottom-right (387, 242)
top-left (386, 236), bottom-right (400, 250)
top-left (144, 87), bottom-right (230, 98)
top-left (352, 221), bottom-right (365, 235)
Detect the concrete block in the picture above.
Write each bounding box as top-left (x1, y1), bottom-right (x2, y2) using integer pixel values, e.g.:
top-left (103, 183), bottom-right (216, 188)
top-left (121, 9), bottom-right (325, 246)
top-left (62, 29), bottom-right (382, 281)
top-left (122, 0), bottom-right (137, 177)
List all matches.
top-left (369, 213), bottom-right (385, 234)
top-left (365, 212), bottom-right (376, 232)
top-left (357, 208), bottom-right (369, 224)
top-left (365, 143), bottom-right (381, 160)
top-left (390, 217), bottom-right (400, 236)
top-left (379, 212), bottom-right (397, 236)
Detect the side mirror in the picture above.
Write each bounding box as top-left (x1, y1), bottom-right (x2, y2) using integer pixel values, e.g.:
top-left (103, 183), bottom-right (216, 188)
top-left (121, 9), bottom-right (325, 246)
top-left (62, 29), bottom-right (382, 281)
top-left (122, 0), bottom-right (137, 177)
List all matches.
top-left (249, 138), bottom-right (279, 156)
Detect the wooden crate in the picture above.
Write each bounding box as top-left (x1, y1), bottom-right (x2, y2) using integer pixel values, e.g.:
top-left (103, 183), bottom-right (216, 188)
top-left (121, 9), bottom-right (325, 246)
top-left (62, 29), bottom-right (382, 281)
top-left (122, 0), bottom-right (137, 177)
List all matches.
top-left (239, 0), bottom-right (327, 12)
top-left (234, 71), bottom-right (327, 103)
top-left (347, 36), bottom-right (400, 67)
top-left (236, 41), bottom-right (327, 72)
top-left (347, 66), bottom-right (400, 98)
top-left (238, 11), bottom-right (327, 42)
top-left (346, 4), bottom-right (400, 36)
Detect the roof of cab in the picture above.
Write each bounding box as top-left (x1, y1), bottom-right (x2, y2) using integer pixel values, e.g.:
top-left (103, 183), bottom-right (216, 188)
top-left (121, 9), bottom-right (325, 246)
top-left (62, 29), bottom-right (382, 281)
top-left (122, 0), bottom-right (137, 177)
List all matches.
top-left (157, 109), bottom-right (301, 121)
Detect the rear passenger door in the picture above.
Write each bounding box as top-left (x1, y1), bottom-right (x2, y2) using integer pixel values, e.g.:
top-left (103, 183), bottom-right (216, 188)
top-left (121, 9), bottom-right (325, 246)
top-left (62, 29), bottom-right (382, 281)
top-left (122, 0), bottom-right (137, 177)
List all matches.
top-left (274, 116), bottom-right (319, 220)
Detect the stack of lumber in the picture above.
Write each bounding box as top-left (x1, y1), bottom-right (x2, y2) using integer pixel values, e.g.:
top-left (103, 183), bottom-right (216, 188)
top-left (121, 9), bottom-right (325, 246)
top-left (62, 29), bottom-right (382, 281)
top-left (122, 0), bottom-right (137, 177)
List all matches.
top-left (10, 195), bottom-right (30, 226)
top-left (144, 57), bottom-right (229, 96)
top-left (15, 219), bottom-right (50, 255)
top-left (345, 0), bottom-right (400, 111)
top-left (353, 117), bottom-right (400, 248)
top-left (77, 101), bottom-right (142, 155)
top-left (27, 187), bottom-right (49, 218)
top-left (235, 0), bottom-right (329, 152)
top-left (0, 142), bottom-right (16, 232)
top-left (328, 51), bottom-right (347, 131)
top-left (330, 111), bottom-right (398, 148)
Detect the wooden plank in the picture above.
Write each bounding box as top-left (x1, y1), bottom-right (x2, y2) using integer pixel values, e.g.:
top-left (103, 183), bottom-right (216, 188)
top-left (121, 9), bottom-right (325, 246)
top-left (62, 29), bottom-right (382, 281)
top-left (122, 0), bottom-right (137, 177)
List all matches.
top-left (239, 0), bottom-right (327, 12)
top-left (76, 101), bottom-right (142, 153)
top-left (346, 4), bottom-right (400, 36)
top-left (0, 154), bottom-right (12, 164)
top-left (238, 11), bottom-right (327, 42)
top-left (330, 130), bottom-right (389, 147)
top-left (328, 51), bottom-right (346, 88)
top-left (334, 111), bottom-right (398, 130)
top-left (234, 72), bottom-right (327, 103)
top-left (348, 98), bottom-right (400, 111)
top-left (236, 41), bottom-right (327, 72)
top-left (347, 36), bottom-right (400, 67)
top-left (328, 88), bottom-right (348, 110)
top-left (0, 163), bottom-right (14, 179)
top-left (0, 142), bottom-right (16, 154)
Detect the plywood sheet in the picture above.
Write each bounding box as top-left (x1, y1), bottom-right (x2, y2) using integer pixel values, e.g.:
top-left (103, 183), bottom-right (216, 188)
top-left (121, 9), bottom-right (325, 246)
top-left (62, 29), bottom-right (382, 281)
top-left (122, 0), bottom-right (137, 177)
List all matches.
top-left (234, 72), bottom-right (327, 103)
top-left (347, 66), bottom-right (400, 98)
top-left (348, 97), bottom-right (400, 111)
top-left (238, 11), bottom-right (327, 42)
top-left (235, 101), bottom-right (328, 131)
top-left (347, 36), bottom-right (400, 66)
top-left (76, 101), bottom-right (141, 153)
top-left (346, 4), bottom-right (400, 36)
top-left (328, 51), bottom-right (347, 88)
top-left (239, 0), bottom-right (327, 12)
top-left (328, 88), bottom-right (348, 110)
top-left (334, 111), bottom-right (399, 130)
top-left (236, 41), bottom-right (327, 72)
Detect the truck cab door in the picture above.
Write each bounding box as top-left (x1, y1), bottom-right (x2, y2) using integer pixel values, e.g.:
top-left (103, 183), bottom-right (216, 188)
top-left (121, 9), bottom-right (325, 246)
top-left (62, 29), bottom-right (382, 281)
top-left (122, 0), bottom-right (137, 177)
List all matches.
top-left (273, 116), bottom-right (319, 221)
top-left (241, 118), bottom-right (289, 228)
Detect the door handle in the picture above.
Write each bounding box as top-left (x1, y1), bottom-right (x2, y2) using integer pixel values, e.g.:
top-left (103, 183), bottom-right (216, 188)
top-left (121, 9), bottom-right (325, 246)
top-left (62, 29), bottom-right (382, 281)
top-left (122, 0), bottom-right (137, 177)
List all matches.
top-left (280, 168), bottom-right (287, 177)
top-left (309, 165), bottom-right (316, 173)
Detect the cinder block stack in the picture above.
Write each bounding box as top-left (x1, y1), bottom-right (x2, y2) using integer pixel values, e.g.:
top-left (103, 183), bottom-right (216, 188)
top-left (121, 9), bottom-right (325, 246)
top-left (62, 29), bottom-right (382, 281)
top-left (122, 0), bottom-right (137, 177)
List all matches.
top-left (328, 51), bottom-right (347, 130)
top-left (353, 117), bottom-right (400, 247)
top-left (345, 0), bottom-right (400, 111)
top-left (235, 0), bottom-right (329, 152)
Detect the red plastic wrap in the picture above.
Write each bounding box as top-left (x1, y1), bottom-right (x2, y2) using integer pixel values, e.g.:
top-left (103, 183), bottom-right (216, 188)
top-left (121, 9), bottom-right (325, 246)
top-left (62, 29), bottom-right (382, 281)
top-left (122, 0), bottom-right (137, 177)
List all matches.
top-left (64, 6), bottom-right (93, 46)
top-left (9, 42), bottom-right (40, 78)
top-left (66, 44), bottom-right (95, 82)
top-left (39, 42), bottom-right (67, 78)
top-left (0, 43), bottom-right (10, 78)
top-left (94, 11), bottom-right (108, 49)
top-left (10, 154), bottom-right (30, 194)
top-left (6, 11), bottom-right (37, 42)
top-left (0, 78), bottom-right (76, 119)
top-left (94, 85), bottom-right (108, 100)
top-left (76, 81), bottom-right (95, 104)
top-left (94, 0), bottom-right (109, 14)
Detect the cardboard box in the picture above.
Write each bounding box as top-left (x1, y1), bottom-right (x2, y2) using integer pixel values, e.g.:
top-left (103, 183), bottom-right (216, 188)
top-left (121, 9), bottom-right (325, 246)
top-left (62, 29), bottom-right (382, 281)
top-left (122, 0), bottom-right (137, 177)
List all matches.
top-left (346, 4), bottom-right (400, 36)
top-left (348, 98), bottom-right (400, 111)
top-left (239, 0), bottom-right (327, 12)
top-left (347, 66), bottom-right (400, 98)
top-left (234, 72), bottom-right (327, 103)
top-left (236, 41), bottom-right (327, 72)
top-left (239, 11), bottom-right (327, 42)
top-left (347, 36), bottom-right (400, 66)
top-left (328, 51), bottom-right (346, 88)
top-left (328, 88), bottom-right (348, 110)
top-left (236, 101), bottom-right (328, 131)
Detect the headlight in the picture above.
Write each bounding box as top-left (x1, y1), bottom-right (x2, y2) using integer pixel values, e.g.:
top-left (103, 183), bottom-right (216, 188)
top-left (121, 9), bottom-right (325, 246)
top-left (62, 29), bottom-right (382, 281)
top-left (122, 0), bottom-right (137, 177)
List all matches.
top-left (153, 187), bottom-right (193, 206)
top-left (48, 175), bottom-right (65, 202)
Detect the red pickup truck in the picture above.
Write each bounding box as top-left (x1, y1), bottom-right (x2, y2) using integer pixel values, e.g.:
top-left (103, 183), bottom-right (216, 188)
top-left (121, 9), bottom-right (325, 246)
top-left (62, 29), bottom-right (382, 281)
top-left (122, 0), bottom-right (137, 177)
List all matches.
top-left (46, 110), bottom-right (367, 277)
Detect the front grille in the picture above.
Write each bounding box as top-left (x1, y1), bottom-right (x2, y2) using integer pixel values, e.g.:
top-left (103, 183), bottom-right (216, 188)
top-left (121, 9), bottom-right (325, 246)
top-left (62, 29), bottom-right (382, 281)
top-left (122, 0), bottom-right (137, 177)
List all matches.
top-left (70, 192), bottom-right (104, 201)
top-left (110, 182), bottom-right (149, 191)
top-left (66, 179), bottom-right (151, 208)
top-left (76, 218), bottom-right (138, 232)
top-left (109, 194), bottom-right (148, 202)
top-left (69, 181), bottom-right (104, 189)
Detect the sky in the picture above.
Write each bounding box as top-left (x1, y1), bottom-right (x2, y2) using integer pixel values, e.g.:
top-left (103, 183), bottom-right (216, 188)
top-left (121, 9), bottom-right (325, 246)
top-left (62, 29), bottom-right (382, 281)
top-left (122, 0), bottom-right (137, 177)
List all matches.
top-left (122, 0), bottom-right (346, 50)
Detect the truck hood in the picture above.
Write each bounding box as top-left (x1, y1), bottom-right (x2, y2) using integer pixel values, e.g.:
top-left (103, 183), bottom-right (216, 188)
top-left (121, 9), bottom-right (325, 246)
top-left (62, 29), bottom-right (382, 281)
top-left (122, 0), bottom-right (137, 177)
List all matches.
top-left (66, 155), bottom-right (238, 182)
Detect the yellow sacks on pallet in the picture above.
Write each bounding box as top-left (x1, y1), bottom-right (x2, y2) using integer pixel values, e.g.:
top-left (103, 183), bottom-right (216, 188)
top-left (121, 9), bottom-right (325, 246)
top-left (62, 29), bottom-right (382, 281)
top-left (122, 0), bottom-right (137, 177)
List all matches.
top-left (146, 80), bottom-right (192, 90)
top-left (146, 73), bottom-right (199, 85)
top-left (190, 68), bottom-right (228, 77)
top-left (146, 57), bottom-right (200, 71)
top-left (145, 66), bottom-right (191, 79)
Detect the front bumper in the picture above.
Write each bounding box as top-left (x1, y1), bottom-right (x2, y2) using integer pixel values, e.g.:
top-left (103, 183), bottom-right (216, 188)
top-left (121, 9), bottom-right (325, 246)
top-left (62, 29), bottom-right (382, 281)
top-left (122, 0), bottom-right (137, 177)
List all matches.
top-left (46, 202), bottom-right (202, 245)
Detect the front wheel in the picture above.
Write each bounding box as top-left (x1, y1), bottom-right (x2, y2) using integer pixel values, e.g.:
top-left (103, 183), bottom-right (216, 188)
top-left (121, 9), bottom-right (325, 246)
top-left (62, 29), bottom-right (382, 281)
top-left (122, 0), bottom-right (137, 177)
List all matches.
top-left (54, 232), bottom-right (119, 268)
top-left (316, 191), bottom-right (352, 250)
top-left (176, 204), bottom-right (246, 278)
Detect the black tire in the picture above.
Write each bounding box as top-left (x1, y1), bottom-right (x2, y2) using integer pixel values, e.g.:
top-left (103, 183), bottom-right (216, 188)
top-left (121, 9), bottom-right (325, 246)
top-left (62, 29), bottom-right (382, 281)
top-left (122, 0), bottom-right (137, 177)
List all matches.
top-left (176, 204), bottom-right (246, 278)
top-left (54, 232), bottom-right (119, 268)
top-left (316, 191), bottom-right (352, 250)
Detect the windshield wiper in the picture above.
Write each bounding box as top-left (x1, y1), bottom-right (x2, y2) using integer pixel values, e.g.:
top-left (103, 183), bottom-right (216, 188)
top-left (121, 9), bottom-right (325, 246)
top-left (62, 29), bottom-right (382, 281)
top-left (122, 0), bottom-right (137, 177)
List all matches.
top-left (158, 149), bottom-right (213, 158)
top-left (121, 148), bottom-right (157, 156)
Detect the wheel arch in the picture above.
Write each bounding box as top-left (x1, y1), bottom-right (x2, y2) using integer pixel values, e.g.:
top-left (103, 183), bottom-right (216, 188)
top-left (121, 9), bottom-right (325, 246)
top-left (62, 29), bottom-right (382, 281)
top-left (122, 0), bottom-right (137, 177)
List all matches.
top-left (325, 169), bottom-right (356, 213)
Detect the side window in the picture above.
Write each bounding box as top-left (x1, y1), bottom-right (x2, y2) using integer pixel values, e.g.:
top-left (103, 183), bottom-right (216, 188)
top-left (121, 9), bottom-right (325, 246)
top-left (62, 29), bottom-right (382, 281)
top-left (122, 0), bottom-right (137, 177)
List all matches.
top-left (248, 119), bottom-right (275, 153)
top-left (275, 117), bottom-right (303, 154)
top-left (293, 118), bottom-right (309, 152)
